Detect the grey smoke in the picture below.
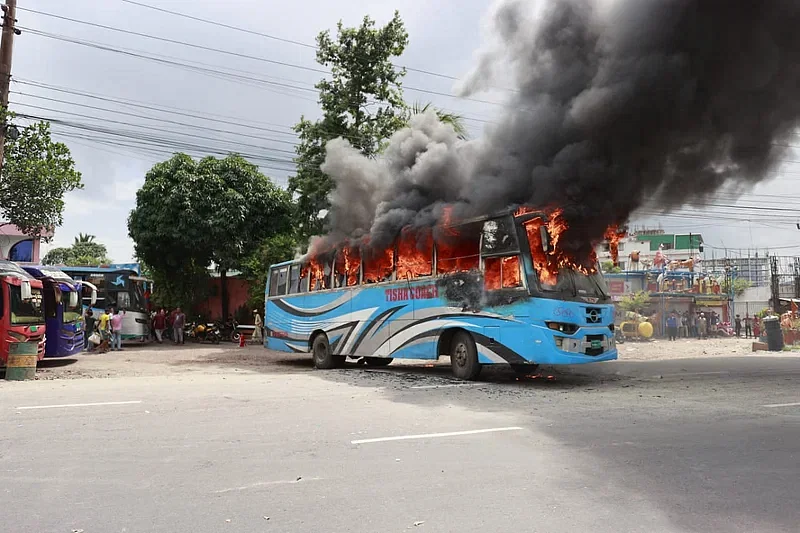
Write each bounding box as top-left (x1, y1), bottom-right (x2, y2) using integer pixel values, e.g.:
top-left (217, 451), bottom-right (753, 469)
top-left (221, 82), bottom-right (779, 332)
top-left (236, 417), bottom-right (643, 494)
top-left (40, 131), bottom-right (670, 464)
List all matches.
top-left (319, 0), bottom-right (800, 264)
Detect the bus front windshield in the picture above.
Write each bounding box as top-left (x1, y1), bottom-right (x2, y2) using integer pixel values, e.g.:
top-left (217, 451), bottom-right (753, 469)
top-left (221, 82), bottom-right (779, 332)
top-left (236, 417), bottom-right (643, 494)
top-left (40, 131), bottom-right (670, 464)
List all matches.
top-left (63, 291), bottom-right (83, 323)
top-left (10, 285), bottom-right (45, 325)
top-left (521, 217), bottom-right (610, 300)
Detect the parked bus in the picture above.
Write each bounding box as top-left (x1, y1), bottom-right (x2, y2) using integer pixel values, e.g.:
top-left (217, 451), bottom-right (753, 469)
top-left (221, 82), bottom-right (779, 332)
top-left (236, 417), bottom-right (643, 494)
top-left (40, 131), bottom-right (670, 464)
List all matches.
top-left (59, 266), bottom-right (152, 343)
top-left (264, 208), bottom-right (617, 380)
top-left (22, 266), bottom-right (97, 358)
top-left (0, 260), bottom-right (46, 364)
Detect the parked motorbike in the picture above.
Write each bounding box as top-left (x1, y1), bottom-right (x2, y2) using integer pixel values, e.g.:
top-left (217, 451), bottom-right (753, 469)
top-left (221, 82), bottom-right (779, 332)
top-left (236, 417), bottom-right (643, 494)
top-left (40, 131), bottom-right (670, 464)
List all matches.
top-left (217, 318), bottom-right (241, 343)
top-left (187, 321), bottom-right (222, 344)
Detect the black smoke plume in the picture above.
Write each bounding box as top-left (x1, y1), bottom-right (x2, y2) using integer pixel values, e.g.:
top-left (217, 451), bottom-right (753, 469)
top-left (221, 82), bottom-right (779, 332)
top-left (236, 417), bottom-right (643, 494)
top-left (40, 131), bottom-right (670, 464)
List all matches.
top-left (317, 0), bottom-right (800, 264)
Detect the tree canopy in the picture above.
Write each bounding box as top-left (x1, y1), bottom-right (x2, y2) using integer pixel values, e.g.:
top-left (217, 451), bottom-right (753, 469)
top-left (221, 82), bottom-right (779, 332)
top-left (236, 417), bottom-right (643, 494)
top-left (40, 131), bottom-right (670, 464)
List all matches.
top-left (0, 118), bottom-right (82, 235)
top-left (128, 153), bottom-right (294, 315)
top-left (289, 11), bottom-right (409, 241)
top-left (42, 234), bottom-right (111, 266)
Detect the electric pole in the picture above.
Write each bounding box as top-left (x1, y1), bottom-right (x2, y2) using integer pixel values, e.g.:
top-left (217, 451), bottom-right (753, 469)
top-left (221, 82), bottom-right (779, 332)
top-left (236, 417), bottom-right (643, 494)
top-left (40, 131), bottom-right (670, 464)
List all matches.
top-left (0, 0), bottom-right (19, 172)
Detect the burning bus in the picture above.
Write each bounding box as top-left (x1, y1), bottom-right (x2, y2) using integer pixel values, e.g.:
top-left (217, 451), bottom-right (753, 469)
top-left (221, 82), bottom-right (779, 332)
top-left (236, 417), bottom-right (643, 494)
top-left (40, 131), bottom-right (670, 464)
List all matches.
top-left (264, 206), bottom-right (616, 380)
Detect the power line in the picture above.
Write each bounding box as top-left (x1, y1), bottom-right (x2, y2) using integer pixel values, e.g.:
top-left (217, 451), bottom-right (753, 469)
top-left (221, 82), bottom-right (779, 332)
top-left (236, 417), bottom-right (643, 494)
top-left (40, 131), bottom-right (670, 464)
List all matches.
top-left (119, 0), bottom-right (467, 83)
top-left (17, 8), bottom-right (509, 107)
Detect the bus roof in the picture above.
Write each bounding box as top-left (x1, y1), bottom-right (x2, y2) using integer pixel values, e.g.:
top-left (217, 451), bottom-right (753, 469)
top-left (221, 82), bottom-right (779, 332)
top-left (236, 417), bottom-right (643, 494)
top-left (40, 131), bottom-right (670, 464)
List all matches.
top-left (59, 266), bottom-right (137, 274)
top-left (0, 260), bottom-right (37, 281)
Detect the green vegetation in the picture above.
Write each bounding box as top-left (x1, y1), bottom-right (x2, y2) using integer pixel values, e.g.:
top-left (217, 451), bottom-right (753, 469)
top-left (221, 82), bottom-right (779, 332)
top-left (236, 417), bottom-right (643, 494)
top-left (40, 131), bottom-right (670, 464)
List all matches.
top-left (128, 154), bottom-right (293, 316)
top-left (42, 234), bottom-right (111, 266)
top-left (617, 291), bottom-right (651, 314)
top-left (0, 117), bottom-right (82, 236)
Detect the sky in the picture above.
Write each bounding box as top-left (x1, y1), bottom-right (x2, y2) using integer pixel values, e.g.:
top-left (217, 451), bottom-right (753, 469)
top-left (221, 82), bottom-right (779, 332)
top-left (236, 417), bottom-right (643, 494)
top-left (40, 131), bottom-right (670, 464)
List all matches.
top-left (8, 0), bottom-right (800, 264)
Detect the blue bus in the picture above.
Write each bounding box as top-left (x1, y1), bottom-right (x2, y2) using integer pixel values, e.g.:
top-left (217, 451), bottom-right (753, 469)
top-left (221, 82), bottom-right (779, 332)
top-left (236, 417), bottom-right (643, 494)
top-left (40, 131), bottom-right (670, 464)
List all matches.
top-left (22, 266), bottom-right (95, 358)
top-left (59, 266), bottom-right (152, 343)
top-left (264, 208), bottom-right (617, 380)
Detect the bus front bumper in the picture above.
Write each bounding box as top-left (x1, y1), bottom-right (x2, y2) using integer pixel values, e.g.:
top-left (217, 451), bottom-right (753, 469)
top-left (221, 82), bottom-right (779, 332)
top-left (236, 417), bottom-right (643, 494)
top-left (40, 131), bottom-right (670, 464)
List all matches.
top-left (534, 328), bottom-right (618, 365)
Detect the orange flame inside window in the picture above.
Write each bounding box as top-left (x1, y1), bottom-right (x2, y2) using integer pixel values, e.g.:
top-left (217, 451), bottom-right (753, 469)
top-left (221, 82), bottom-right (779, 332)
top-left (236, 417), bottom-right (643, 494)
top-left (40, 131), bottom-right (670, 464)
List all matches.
top-left (334, 246), bottom-right (361, 287)
top-left (363, 245), bottom-right (394, 284)
top-left (396, 228), bottom-right (433, 280)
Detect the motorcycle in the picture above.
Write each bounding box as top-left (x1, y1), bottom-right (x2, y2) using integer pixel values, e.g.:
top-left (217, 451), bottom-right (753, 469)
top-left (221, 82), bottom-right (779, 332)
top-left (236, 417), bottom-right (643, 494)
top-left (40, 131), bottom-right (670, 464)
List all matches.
top-left (217, 318), bottom-right (241, 343)
top-left (187, 321), bottom-right (222, 344)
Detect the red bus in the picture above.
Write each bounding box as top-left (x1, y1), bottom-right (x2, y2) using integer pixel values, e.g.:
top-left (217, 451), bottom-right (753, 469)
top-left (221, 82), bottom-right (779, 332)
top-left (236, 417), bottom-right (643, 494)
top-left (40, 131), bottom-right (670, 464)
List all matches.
top-left (0, 260), bottom-right (46, 365)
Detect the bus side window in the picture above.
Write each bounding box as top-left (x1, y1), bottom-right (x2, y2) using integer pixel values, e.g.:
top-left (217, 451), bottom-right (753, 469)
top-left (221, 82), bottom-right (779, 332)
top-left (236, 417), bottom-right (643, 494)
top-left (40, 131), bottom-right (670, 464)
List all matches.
top-left (397, 228), bottom-right (433, 280)
top-left (308, 260), bottom-right (331, 291)
top-left (269, 268), bottom-right (280, 296)
top-left (334, 247), bottom-right (361, 288)
top-left (362, 248), bottom-right (394, 284)
top-left (276, 267), bottom-right (289, 295)
top-left (435, 222), bottom-right (480, 275)
top-left (288, 265), bottom-right (301, 294)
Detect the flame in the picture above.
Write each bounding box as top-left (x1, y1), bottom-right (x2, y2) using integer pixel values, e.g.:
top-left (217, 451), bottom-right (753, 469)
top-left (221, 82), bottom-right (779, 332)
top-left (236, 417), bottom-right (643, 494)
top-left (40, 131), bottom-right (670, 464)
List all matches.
top-left (363, 244), bottom-right (394, 284)
top-left (604, 225), bottom-right (627, 266)
top-left (396, 228), bottom-right (433, 280)
top-left (335, 245), bottom-right (361, 287)
top-left (304, 257), bottom-right (329, 291)
top-left (484, 256), bottom-right (521, 290)
top-left (520, 207), bottom-right (599, 286)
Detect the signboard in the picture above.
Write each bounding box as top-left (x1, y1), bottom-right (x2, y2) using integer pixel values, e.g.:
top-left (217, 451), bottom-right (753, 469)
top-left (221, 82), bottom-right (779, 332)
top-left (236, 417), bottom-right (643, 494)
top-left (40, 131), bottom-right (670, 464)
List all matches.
top-left (105, 273), bottom-right (129, 291)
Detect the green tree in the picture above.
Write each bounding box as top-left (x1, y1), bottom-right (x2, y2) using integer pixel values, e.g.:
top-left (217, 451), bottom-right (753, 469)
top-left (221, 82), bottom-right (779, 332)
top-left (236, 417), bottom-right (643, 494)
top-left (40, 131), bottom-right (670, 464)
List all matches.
top-left (42, 235), bottom-right (111, 266)
top-left (722, 277), bottom-right (752, 297)
top-left (617, 291), bottom-right (651, 314)
top-left (241, 232), bottom-right (299, 312)
top-left (289, 12), bottom-right (409, 241)
top-left (0, 118), bottom-right (83, 236)
top-left (128, 153), bottom-right (294, 318)
top-left (74, 233), bottom-right (95, 244)
top-left (407, 102), bottom-right (468, 140)
top-left (601, 261), bottom-right (622, 274)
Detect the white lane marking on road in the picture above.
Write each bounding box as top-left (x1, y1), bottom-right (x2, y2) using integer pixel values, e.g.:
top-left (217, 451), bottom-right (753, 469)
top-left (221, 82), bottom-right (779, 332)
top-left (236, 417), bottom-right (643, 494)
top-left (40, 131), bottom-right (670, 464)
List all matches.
top-left (351, 426), bottom-right (524, 444)
top-left (15, 400), bottom-right (143, 410)
top-left (214, 477), bottom-right (323, 494)
top-left (656, 371), bottom-right (729, 378)
top-left (762, 402), bottom-right (800, 408)
top-left (409, 383), bottom-right (477, 389)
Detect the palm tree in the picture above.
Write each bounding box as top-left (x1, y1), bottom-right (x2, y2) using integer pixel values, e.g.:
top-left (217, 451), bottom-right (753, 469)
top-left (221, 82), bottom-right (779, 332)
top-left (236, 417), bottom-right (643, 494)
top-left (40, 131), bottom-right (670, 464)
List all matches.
top-left (408, 102), bottom-right (468, 140)
top-left (74, 233), bottom-right (96, 245)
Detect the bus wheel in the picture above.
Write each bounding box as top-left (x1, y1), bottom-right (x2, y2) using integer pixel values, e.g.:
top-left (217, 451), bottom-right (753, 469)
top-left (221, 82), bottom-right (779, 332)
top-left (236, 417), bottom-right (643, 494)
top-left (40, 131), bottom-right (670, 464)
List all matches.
top-left (364, 357), bottom-right (393, 367)
top-left (450, 331), bottom-right (481, 381)
top-left (312, 334), bottom-right (343, 369)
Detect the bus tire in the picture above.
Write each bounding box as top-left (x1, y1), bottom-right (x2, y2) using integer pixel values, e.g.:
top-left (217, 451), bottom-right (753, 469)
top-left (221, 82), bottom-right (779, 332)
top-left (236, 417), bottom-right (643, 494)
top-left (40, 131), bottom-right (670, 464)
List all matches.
top-left (312, 334), bottom-right (343, 369)
top-left (364, 357), bottom-right (393, 367)
top-left (450, 331), bottom-right (481, 381)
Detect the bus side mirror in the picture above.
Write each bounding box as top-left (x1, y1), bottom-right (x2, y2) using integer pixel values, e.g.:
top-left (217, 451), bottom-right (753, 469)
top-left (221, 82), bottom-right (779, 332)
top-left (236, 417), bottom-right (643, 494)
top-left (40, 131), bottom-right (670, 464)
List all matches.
top-left (540, 226), bottom-right (551, 253)
top-left (20, 281), bottom-right (32, 300)
top-left (69, 291), bottom-right (79, 308)
top-left (90, 289), bottom-right (97, 306)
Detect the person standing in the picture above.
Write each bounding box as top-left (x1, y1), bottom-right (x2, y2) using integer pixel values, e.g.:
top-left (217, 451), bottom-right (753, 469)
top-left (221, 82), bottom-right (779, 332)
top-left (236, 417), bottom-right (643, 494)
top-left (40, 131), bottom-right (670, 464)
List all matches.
top-left (698, 313), bottom-right (708, 340)
top-left (666, 313), bottom-right (678, 341)
top-left (253, 309), bottom-right (263, 344)
top-left (744, 315), bottom-right (753, 338)
top-left (153, 308), bottom-right (166, 343)
top-left (734, 314), bottom-right (742, 337)
top-left (97, 307), bottom-right (112, 353)
top-left (83, 309), bottom-right (96, 351)
top-left (173, 307), bottom-right (186, 345)
top-left (110, 308), bottom-right (125, 351)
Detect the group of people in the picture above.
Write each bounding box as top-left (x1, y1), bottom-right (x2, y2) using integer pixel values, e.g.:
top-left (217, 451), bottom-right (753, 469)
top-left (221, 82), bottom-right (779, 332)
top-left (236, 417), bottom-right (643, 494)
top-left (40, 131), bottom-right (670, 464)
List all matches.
top-left (150, 308), bottom-right (187, 344)
top-left (664, 310), bottom-right (762, 341)
top-left (83, 307), bottom-right (126, 353)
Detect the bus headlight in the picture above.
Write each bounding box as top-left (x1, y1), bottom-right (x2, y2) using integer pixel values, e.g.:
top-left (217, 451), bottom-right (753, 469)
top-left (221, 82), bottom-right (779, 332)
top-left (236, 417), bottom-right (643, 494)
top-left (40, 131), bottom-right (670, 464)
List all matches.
top-left (546, 322), bottom-right (579, 335)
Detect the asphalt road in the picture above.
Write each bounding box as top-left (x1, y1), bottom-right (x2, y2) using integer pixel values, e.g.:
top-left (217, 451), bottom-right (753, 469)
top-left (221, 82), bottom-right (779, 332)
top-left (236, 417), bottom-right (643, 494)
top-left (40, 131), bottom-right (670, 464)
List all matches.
top-left (2, 352), bottom-right (800, 532)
